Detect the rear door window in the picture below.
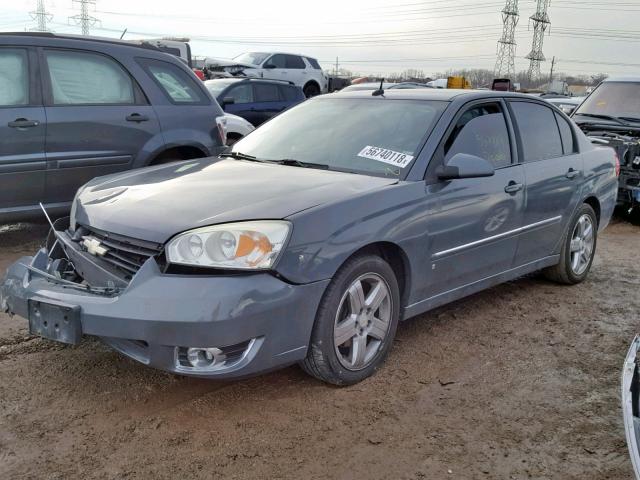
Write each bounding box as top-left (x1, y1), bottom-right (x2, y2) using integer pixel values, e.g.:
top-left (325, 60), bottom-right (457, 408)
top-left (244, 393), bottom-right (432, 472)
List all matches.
top-left (45, 49), bottom-right (134, 105)
top-left (285, 55), bottom-right (306, 69)
top-left (138, 58), bottom-right (207, 104)
top-left (305, 57), bottom-right (322, 70)
top-left (555, 112), bottom-right (576, 154)
top-left (227, 84), bottom-right (253, 103)
top-left (0, 48), bottom-right (29, 106)
top-left (509, 101), bottom-right (563, 161)
top-left (444, 103), bottom-right (512, 169)
top-left (254, 83), bottom-right (280, 102)
top-left (279, 85), bottom-right (300, 101)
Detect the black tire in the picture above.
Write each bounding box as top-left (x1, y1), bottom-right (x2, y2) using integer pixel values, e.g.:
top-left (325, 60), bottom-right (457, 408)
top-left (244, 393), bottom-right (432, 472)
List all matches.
top-left (303, 82), bottom-right (321, 98)
top-left (543, 203), bottom-right (598, 284)
top-left (301, 254), bottom-right (400, 385)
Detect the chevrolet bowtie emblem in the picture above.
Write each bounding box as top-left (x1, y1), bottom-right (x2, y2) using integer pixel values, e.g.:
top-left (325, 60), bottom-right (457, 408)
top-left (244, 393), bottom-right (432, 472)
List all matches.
top-left (82, 236), bottom-right (109, 256)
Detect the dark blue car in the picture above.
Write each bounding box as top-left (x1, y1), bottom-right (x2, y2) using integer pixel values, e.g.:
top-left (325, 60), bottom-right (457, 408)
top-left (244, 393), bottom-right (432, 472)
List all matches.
top-left (204, 78), bottom-right (305, 127)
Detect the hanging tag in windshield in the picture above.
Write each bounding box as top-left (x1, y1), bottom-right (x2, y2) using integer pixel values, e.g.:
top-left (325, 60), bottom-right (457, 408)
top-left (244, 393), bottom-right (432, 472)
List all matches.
top-left (357, 146), bottom-right (414, 168)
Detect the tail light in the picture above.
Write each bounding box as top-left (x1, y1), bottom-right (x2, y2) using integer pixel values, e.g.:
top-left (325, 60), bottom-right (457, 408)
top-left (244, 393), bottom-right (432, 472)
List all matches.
top-left (614, 151), bottom-right (621, 176)
top-left (215, 116), bottom-right (227, 145)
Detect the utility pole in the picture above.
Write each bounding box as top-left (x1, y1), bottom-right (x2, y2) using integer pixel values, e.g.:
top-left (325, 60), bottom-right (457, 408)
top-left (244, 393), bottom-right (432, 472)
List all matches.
top-left (69, 0), bottom-right (100, 36)
top-left (494, 0), bottom-right (519, 79)
top-left (335, 57), bottom-right (339, 76)
top-left (548, 56), bottom-right (556, 84)
top-left (525, 0), bottom-right (551, 84)
top-left (29, 0), bottom-right (52, 32)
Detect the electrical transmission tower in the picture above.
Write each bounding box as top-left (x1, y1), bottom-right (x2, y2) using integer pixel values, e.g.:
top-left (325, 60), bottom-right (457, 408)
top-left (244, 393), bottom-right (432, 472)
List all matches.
top-left (29, 0), bottom-right (52, 32)
top-left (525, 0), bottom-right (551, 83)
top-left (494, 0), bottom-right (519, 79)
top-left (69, 0), bottom-right (100, 36)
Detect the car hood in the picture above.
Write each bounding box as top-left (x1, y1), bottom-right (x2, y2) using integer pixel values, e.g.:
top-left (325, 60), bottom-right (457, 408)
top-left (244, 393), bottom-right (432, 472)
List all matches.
top-left (75, 158), bottom-right (398, 243)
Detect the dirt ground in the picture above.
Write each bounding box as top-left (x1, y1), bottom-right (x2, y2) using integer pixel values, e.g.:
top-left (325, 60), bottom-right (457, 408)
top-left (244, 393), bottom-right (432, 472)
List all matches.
top-left (0, 218), bottom-right (638, 480)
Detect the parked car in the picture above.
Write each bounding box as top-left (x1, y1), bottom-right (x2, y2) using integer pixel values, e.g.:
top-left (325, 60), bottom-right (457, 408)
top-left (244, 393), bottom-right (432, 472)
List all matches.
top-left (0, 32), bottom-right (227, 222)
top-left (543, 95), bottom-right (584, 115)
top-left (221, 113), bottom-right (255, 146)
top-left (571, 77), bottom-right (640, 213)
top-left (0, 89), bottom-right (618, 385)
top-left (231, 52), bottom-right (328, 97)
top-left (204, 78), bottom-right (305, 127)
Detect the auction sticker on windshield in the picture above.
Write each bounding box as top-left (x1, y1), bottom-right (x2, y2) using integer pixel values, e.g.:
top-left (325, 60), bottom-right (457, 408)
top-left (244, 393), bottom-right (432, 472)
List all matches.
top-left (357, 146), bottom-right (414, 168)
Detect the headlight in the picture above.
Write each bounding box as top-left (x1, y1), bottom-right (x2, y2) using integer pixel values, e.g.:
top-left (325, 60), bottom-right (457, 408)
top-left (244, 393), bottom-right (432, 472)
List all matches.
top-left (166, 221), bottom-right (291, 270)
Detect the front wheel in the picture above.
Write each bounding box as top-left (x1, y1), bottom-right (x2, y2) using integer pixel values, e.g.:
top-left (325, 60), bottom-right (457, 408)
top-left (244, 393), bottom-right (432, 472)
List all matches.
top-left (301, 254), bottom-right (400, 385)
top-left (543, 204), bottom-right (598, 284)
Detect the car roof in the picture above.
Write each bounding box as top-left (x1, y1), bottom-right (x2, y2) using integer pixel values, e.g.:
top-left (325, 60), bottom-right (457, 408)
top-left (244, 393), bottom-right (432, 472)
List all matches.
top-left (603, 76), bottom-right (640, 83)
top-left (329, 88), bottom-right (532, 102)
top-left (0, 31), bottom-right (166, 53)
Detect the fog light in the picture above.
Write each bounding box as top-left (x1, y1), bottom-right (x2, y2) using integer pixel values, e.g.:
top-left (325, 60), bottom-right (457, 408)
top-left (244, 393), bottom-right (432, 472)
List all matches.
top-left (185, 347), bottom-right (226, 368)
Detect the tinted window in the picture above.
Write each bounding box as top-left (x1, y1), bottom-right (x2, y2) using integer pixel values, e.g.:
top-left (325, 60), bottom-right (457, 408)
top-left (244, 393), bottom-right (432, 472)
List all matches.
top-left (227, 84), bottom-right (253, 104)
top-left (555, 112), bottom-right (575, 154)
top-left (305, 57), bottom-right (322, 70)
top-left (444, 103), bottom-right (511, 168)
top-left (254, 83), bottom-right (280, 102)
top-left (0, 48), bottom-right (28, 106)
top-left (510, 102), bottom-right (563, 161)
top-left (279, 85), bottom-right (301, 101)
top-left (45, 50), bottom-right (134, 105)
top-left (267, 55), bottom-right (286, 68)
top-left (233, 98), bottom-right (447, 178)
top-left (139, 58), bottom-right (207, 104)
top-left (285, 55), bottom-right (306, 69)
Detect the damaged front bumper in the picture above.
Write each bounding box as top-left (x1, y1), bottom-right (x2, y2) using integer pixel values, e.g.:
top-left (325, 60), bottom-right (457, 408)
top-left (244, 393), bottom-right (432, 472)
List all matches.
top-left (622, 335), bottom-right (640, 479)
top-left (0, 246), bottom-right (329, 379)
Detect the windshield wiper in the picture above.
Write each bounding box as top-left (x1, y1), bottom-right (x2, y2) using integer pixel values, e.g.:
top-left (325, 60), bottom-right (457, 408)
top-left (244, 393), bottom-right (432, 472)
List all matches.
top-left (271, 159), bottom-right (330, 170)
top-left (220, 151), bottom-right (268, 162)
top-left (619, 116), bottom-right (640, 123)
top-left (574, 113), bottom-right (631, 126)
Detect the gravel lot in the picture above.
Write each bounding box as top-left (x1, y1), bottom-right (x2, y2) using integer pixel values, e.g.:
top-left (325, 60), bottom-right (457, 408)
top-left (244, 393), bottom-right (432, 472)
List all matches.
top-left (0, 218), bottom-right (638, 479)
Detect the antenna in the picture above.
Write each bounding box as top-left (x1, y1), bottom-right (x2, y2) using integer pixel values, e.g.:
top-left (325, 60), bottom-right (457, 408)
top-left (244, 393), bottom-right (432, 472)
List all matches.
top-left (372, 78), bottom-right (385, 97)
top-left (69, 0), bottom-right (101, 36)
top-left (494, 0), bottom-right (519, 79)
top-left (525, 0), bottom-right (551, 84)
top-left (29, 0), bottom-right (53, 32)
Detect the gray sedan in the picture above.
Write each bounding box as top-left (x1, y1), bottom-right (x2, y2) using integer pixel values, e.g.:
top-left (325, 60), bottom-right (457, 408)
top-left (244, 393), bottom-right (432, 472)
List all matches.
top-left (0, 89), bottom-right (619, 385)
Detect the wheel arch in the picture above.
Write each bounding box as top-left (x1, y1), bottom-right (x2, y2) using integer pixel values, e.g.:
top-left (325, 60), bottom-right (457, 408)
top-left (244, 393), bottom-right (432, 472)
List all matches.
top-left (303, 80), bottom-right (321, 96)
top-left (148, 145), bottom-right (208, 165)
top-left (583, 195), bottom-right (601, 226)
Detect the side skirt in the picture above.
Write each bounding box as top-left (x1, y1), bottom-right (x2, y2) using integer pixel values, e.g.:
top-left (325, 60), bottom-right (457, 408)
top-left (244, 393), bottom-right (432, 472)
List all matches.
top-left (403, 255), bottom-right (560, 320)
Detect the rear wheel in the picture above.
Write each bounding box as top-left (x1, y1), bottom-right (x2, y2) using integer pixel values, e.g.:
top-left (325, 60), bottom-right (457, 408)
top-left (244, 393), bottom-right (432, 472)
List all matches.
top-left (543, 204), bottom-right (597, 284)
top-left (303, 82), bottom-right (321, 98)
top-left (301, 254), bottom-right (400, 385)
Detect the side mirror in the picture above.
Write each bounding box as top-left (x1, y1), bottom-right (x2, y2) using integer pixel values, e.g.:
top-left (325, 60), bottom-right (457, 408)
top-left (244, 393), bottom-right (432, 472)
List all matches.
top-left (263, 63), bottom-right (276, 69)
top-left (436, 153), bottom-right (495, 180)
top-left (222, 97), bottom-right (235, 106)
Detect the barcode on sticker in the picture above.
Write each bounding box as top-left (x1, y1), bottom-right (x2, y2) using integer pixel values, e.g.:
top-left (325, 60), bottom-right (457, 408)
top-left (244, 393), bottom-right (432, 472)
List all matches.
top-left (357, 146), bottom-right (414, 168)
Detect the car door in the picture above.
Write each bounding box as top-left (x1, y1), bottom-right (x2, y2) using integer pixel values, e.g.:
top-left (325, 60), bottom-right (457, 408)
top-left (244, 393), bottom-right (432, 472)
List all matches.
top-left (508, 100), bottom-right (583, 265)
top-left (41, 48), bottom-right (161, 205)
top-left (424, 100), bottom-right (525, 297)
top-left (262, 54), bottom-right (288, 82)
top-left (283, 54), bottom-right (307, 87)
top-left (0, 46), bottom-right (46, 212)
top-left (252, 83), bottom-right (286, 125)
top-left (221, 83), bottom-right (258, 125)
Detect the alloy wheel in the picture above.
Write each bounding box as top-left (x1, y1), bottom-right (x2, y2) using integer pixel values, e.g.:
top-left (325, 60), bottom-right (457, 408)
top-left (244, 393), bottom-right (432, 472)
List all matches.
top-left (333, 273), bottom-right (392, 371)
top-left (570, 213), bottom-right (595, 275)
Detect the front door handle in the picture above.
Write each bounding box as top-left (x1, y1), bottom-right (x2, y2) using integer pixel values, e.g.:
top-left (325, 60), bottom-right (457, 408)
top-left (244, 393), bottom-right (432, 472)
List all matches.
top-left (8, 118), bottom-right (39, 128)
top-left (566, 168), bottom-right (579, 179)
top-left (504, 181), bottom-right (524, 194)
top-left (126, 113), bottom-right (149, 122)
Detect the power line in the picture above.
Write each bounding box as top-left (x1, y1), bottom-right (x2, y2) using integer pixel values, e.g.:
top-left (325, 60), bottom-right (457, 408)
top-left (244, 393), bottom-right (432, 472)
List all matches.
top-left (494, 0), bottom-right (519, 78)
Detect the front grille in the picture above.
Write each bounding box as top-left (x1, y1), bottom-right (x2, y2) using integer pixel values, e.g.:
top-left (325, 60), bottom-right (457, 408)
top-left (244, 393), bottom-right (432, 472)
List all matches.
top-left (79, 225), bottom-right (163, 281)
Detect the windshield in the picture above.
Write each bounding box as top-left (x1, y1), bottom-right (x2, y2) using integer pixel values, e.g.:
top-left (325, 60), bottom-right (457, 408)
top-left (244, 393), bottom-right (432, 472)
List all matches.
top-left (232, 52), bottom-right (269, 66)
top-left (204, 79), bottom-right (241, 97)
top-left (575, 82), bottom-right (640, 120)
top-left (231, 98), bottom-right (447, 178)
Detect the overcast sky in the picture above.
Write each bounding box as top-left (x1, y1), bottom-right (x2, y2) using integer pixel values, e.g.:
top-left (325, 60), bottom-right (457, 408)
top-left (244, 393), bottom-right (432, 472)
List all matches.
top-left (1, 0), bottom-right (639, 77)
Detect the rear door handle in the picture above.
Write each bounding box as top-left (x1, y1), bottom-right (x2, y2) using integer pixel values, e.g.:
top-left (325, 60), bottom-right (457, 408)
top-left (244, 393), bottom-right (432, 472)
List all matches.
top-left (504, 181), bottom-right (524, 194)
top-left (566, 168), bottom-right (579, 179)
top-left (126, 113), bottom-right (149, 122)
top-left (8, 118), bottom-right (39, 128)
